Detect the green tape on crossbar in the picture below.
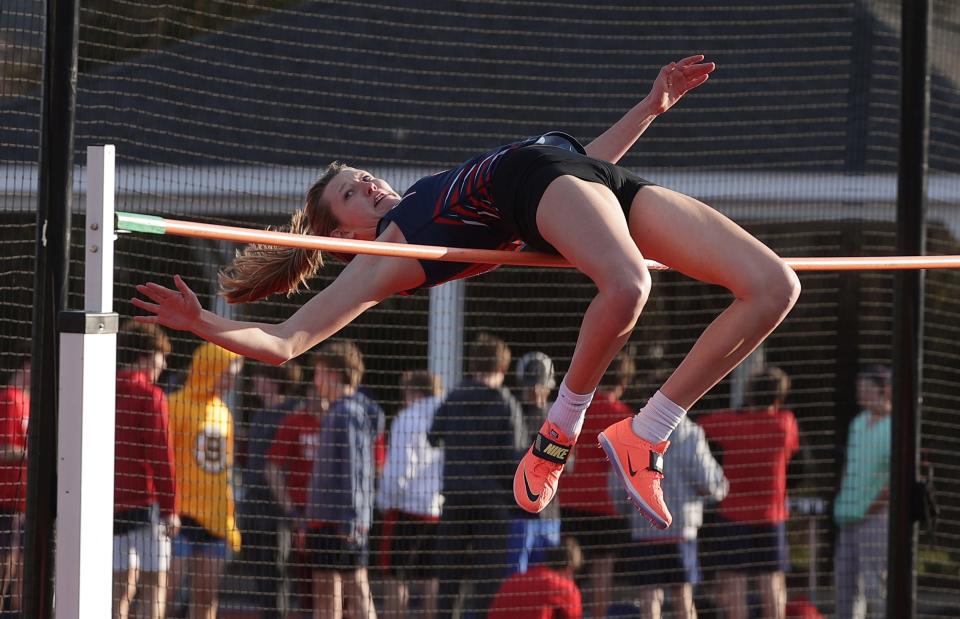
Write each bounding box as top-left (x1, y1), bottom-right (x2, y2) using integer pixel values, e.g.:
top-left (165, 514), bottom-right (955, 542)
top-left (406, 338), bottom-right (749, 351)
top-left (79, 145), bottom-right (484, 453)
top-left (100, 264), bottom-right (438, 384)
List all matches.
top-left (116, 212), bottom-right (167, 235)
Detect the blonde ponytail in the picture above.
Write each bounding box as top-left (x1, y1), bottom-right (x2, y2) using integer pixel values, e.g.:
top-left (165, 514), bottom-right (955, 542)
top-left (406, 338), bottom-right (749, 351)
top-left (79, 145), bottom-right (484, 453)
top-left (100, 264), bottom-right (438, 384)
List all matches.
top-left (218, 162), bottom-right (345, 304)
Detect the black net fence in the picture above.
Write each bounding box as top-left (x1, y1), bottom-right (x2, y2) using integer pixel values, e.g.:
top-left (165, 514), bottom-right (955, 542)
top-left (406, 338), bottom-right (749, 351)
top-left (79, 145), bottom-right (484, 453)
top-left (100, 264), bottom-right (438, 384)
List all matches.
top-left (0, 1), bottom-right (41, 615)
top-left (1, 1), bottom-right (959, 617)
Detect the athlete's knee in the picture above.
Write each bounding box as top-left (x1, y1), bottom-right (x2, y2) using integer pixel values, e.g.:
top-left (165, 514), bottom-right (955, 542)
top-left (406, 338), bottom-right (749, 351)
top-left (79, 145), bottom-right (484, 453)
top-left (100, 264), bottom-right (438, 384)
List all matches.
top-left (598, 265), bottom-right (651, 325)
top-left (753, 261), bottom-right (801, 322)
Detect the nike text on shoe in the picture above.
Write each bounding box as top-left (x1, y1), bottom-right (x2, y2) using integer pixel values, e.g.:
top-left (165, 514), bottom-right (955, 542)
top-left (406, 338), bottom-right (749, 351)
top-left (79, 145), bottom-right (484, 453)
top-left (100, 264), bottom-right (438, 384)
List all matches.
top-left (513, 421), bottom-right (575, 513)
top-left (598, 417), bottom-right (672, 530)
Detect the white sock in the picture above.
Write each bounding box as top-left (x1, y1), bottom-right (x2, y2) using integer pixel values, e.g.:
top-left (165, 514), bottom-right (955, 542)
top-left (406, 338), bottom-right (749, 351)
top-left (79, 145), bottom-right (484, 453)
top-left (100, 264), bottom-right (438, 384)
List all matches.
top-left (631, 390), bottom-right (687, 444)
top-left (545, 379), bottom-right (595, 439)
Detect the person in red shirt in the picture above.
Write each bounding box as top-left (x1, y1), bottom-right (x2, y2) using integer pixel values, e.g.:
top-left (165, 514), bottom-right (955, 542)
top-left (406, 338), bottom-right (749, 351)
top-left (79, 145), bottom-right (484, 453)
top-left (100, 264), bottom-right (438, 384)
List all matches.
top-left (265, 393), bottom-right (323, 618)
top-left (0, 343), bottom-right (30, 616)
top-left (557, 351), bottom-right (634, 619)
top-left (698, 366), bottom-right (799, 619)
top-left (113, 321), bottom-right (180, 619)
top-left (489, 536), bottom-right (584, 619)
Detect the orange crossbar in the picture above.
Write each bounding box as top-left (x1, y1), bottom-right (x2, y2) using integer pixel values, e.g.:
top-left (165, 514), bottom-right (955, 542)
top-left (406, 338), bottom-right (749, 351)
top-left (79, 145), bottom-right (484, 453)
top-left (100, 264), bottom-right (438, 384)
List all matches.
top-left (117, 213), bottom-right (960, 271)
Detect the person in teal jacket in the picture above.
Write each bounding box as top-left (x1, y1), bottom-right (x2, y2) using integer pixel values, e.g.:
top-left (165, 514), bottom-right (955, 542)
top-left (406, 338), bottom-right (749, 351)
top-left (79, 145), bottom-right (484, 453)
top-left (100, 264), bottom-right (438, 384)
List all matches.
top-left (833, 364), bottom-right (891, 619)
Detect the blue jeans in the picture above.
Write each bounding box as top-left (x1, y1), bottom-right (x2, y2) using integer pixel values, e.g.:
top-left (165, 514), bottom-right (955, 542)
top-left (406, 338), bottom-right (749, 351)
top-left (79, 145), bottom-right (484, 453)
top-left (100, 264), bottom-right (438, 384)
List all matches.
top-left (505, 517), bottom-right (561, 576)
top-left (835, 512), bottom-right (888, 619)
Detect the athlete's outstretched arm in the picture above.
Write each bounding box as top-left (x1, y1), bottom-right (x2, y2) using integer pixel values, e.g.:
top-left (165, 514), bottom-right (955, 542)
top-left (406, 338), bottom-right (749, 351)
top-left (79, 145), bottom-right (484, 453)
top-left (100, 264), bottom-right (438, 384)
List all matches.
top-left (133, 251), bottom-right (423, 365)
top-left (584, 54), bottom-right (715, 164)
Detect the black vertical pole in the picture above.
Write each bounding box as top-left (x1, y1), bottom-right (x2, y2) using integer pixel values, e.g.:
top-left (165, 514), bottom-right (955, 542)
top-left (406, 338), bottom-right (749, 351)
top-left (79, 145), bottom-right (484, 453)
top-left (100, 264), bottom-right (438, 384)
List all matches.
top-left (25, 0), bottom-right (80, 617)
top-left (889, 1), bottom-right (929, 618)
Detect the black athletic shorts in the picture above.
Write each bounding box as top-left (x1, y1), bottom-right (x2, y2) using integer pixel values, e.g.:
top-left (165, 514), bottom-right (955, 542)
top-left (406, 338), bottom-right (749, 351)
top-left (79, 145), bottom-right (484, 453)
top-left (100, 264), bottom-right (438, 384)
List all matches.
top-left (0, 508), bottom-right (23, 552)
top-left (700, 517), bottom-right (789, 574)
top-left (376, 509), bottom-right (439, 580)
top-left (618, 540), bottom-right (691, 588)
top-left (491, 144), bottom-right (655, 253)
top-left (559, 507), bottom-right (632, 562)
top-left (307, 523), bottom-right (369, 571)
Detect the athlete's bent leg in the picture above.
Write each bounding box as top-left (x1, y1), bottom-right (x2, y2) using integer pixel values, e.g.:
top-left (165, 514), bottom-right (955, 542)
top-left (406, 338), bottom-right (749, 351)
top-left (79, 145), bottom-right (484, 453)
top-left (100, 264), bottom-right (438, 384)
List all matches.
top-left (628, 185), bottom-right (800, 410)
top-left (601, 185), bottom-right (800, 527)
top-left (514, 176), bottom-right (651, 513)
top-left (536, 177), bottom-right (652, 394)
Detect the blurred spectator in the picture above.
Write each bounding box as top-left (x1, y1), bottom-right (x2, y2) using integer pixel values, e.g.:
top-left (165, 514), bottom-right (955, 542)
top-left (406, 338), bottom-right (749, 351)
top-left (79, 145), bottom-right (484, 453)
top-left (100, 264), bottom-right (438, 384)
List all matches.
top-left (0, 342), bottom-right (29, 617)
top-left (612, 415), bottom-right (727, 619)
top-left (699, 366), bottom-right (799, 619)
top-left (515, 352), bottom-right (556, 438)
top-left (787, 595), bottom-right (826, 619)
top-left (266, 385), bottom-right (325, 619)
top-left (507, 352), bottom-right (562, 576)
top-left (168, 343), bottom-right (244, 619)
top-left (833, 364), bottom-right (892, 619)
top-left (488, 536), bottom-right (584, 619)
top-left (113, 321), bottom-right (179, 619)
top-left (238, 361), bottom-right (306, 616)
top-left (428, 332), bottom-right (528, 619)
top-left (375, 370), bottom-right (444, 619)
top-left (557, 350), bottom-right (635, 618)
top-left (305, 340), bottom-right (385, 619)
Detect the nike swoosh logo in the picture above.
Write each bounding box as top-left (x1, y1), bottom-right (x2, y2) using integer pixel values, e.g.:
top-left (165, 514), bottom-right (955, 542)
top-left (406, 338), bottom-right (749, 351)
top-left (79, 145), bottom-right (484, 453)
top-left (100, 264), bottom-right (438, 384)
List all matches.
top-left (627, 453), bottom-right (639, 477)
top-left (523, 470), bottom-right (540, 503)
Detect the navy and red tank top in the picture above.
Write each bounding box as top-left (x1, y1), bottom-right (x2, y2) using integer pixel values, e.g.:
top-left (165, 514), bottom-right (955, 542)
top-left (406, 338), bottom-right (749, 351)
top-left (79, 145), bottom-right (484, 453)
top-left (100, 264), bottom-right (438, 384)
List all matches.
top-left (375, 131), bottom-right (585, 290)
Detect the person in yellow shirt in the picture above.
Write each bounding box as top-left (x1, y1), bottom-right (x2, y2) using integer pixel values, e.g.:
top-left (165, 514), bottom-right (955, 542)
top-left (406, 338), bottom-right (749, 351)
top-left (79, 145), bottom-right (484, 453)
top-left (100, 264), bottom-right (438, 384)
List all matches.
top-left (167, 342), bottom-right (243, 619)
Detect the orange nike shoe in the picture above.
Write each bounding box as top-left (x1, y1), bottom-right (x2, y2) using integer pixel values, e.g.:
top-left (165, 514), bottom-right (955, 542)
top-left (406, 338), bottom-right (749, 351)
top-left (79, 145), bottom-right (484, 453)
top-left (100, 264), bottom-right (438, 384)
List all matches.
top-left (514, 421), bottom-right (575, 513)
top-left (598, 417), bottom-right (672, 530)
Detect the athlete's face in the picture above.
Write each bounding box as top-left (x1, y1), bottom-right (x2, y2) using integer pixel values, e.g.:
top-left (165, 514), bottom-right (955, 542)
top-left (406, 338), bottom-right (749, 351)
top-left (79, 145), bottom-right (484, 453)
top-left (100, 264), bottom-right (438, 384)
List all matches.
top-left (324, 167), bottom-right (401, 241)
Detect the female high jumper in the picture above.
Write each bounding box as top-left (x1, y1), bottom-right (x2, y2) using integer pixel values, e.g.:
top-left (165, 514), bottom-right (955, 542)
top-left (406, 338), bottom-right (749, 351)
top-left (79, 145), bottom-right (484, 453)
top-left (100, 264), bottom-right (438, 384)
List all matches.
top-left (133, 55), bottom-right (801, 530)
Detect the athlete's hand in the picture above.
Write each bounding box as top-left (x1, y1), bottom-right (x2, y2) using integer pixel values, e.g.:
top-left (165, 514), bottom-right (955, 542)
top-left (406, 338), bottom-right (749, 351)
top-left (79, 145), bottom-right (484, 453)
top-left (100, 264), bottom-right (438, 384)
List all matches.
top-left (649, 54), bottom-right (715, 115)
top-left (132, 275), bottom-right (203, 332)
